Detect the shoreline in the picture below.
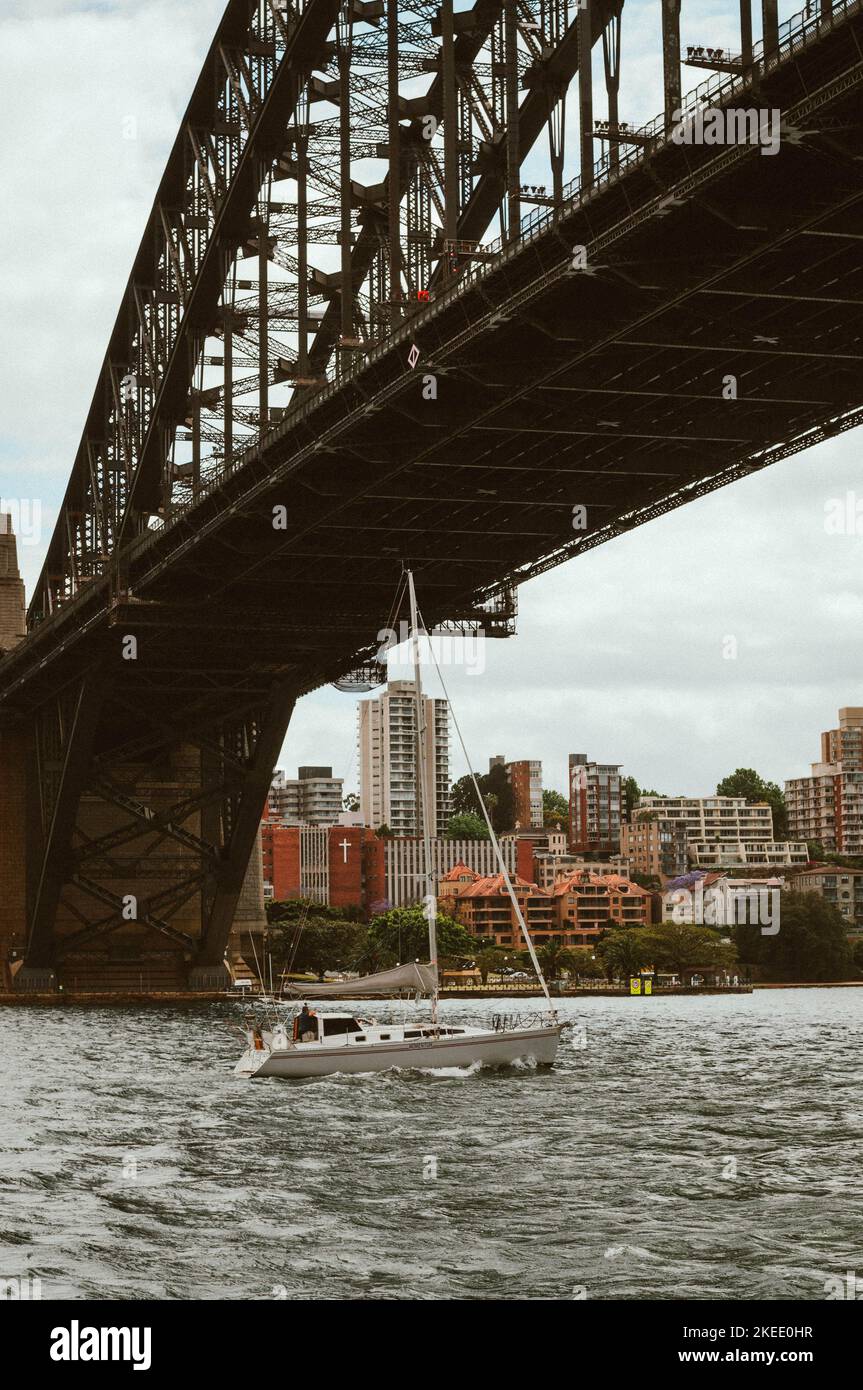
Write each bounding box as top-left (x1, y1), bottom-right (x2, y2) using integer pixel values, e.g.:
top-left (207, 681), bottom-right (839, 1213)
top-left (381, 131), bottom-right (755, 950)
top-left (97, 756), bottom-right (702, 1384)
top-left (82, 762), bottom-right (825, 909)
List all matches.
top-left (3, 981), bottom-right (862, 1005)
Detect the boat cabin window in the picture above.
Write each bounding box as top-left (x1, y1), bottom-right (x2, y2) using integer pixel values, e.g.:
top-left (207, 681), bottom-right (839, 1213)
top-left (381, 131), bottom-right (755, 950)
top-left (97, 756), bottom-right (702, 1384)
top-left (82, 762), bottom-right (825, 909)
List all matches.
top-left (321, 1016), bottom-right (363, 1037)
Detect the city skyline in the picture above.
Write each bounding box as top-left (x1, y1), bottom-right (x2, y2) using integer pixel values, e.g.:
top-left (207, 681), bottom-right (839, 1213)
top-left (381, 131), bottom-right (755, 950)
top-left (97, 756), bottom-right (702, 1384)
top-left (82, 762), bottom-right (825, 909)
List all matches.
top-left (279, 600), bottom-right (862, 804)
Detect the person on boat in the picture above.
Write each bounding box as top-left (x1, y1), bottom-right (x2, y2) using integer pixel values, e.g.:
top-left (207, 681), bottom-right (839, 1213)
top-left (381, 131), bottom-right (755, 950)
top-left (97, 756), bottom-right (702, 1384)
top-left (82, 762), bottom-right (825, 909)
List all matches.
top-left (297, 1003), bottom-right (317, 1042)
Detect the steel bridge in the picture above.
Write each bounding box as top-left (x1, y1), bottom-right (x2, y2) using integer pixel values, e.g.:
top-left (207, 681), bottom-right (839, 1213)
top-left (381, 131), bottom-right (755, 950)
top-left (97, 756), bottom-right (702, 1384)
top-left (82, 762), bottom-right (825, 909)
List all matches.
top-left (1, 0), bottom-right (862, 989)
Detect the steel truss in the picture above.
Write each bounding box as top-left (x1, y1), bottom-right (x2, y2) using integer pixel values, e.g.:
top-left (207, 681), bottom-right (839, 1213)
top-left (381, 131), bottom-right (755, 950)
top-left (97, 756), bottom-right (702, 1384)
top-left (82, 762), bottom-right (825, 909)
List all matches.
top-left (31, 0), bottom-right (636, 624)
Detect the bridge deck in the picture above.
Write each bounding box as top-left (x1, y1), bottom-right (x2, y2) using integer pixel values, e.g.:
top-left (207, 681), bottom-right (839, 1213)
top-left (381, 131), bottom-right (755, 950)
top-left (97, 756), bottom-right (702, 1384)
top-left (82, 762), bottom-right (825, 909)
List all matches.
top-left (2, 2), bottom-right (861, 745)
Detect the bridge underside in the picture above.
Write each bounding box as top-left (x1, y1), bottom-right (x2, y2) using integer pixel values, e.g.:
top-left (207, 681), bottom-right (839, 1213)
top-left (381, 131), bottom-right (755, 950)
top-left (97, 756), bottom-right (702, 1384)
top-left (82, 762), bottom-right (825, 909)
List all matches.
top-left (2, 4), bottom-right (863, 986)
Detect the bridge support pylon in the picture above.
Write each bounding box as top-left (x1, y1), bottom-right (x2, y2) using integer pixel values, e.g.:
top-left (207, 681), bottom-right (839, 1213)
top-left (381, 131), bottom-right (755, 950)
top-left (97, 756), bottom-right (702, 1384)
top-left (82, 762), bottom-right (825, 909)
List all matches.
top-left (4, 657), bottom-right (296, 993)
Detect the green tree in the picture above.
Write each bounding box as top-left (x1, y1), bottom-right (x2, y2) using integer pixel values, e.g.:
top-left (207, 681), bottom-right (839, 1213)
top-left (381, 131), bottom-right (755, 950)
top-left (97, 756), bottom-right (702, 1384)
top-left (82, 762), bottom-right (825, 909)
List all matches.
top-left (484, 762), bottom-right (515, 833)
top-left (449, 765), bottom-right (515, 834)
top-left (444, 811), bottom-right (489, 840)
top-left (375, 823), bottom-right (394, 838)
top-left (268, 898), bottom-right (364, 925)
top-left (450, 773), bottom-right (483, 818)
top-left (542, 788), bottom-right (569, 829)
top-left (716, 767), bottom-right (788, 839)
top-left (733, 891), bottom-right (854, 982)
top-left (572, 953), bottom-right (605, 979)
top-left (366, 905), bottom-right (474, 967)
top-left (623, 776), bottom-right (640, 819)
top-left (641, 923), bottom-right (736, 981)
top-left (474, 946), bottom-right (507, 983)
top-left (270, 918), bottom-right (367, 981)
top-left (597, 928), bottom-right (649, 981)
top-left (351, 933), bottom-right (397, 976)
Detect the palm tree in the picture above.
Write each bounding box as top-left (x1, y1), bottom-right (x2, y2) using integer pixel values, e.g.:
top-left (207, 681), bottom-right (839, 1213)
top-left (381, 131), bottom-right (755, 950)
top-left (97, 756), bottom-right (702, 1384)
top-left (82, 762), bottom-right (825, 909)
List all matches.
top-left (537, 941), bottom-right (578, 984)
top-left (474, 947), bottom-right (506, 984)
top-left (597, 929), bottom-right (647, 983)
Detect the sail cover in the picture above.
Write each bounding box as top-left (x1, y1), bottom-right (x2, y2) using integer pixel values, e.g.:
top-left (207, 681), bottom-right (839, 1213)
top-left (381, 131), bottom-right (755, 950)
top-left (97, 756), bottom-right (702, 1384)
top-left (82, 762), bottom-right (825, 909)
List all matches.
top-left (281, 962), bottom-right (437, 998)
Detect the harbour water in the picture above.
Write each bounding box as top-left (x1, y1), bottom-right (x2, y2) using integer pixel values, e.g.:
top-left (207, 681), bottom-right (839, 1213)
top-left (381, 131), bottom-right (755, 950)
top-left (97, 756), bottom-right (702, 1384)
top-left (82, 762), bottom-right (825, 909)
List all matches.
top-left (2, 989), bottom-right (861, 1301)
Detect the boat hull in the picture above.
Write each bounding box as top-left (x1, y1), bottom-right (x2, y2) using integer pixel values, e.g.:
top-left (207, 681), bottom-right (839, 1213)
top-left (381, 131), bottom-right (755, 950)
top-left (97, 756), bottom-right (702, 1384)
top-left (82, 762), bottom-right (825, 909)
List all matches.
top-left (235, 1024), bottom-right (563, 1079)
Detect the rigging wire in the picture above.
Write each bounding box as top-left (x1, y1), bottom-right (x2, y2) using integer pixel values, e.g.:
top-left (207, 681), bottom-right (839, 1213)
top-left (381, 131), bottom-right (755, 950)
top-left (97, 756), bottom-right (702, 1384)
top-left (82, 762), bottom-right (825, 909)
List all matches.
top-left (415, 598), bottom-right (554, 1011)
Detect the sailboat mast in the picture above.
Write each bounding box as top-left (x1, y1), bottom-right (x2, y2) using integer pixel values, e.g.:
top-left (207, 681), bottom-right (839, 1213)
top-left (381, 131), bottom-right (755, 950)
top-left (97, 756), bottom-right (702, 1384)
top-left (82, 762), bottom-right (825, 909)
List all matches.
top-left (411, 593), bottom-right (556, 1013)
top-left (406, 570), bottom-right (439, 1020)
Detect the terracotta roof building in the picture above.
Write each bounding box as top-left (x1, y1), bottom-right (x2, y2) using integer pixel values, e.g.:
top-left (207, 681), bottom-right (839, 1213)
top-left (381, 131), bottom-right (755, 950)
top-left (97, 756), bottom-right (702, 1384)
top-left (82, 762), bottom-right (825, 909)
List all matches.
top-left (444, 865), bottom-right (651, 948)
top-left (551, 871), bottom-right (652, 944)
top-left (442, 867), bottom-right (554, 947)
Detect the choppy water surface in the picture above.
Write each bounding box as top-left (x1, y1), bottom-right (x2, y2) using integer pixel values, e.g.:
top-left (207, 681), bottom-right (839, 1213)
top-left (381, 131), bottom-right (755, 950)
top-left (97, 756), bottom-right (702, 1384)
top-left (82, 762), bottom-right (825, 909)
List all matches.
top-left (1, 990), bottom-right (861, 1300)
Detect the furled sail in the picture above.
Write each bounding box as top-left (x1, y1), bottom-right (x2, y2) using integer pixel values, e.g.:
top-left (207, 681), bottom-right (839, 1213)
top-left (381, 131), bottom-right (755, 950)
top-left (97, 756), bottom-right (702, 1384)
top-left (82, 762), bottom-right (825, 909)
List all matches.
top-left (281, 962), bottom-right (437, 998)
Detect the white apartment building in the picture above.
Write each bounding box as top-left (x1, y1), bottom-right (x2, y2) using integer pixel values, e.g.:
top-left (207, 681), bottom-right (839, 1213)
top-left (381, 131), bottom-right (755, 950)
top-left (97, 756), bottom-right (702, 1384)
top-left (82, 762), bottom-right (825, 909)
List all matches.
top-left (689, 840), bottom-right (808, 869)
top-left (388, 837), bottom-right (522, 908)
top-left (663, 873), bottom-right (784, 927)
top-left (786, 707), bottom-right (863, 855)
top-left (637, 795), bottom-right (807, 868)
top-left (786, 765), bottom-right (863, 857)
top-left (785, 762), bottom-right (844, 851)
top-left (269, 766), bottom-right (344, 825)
top-left (358, 680), bottom-right (451, 837)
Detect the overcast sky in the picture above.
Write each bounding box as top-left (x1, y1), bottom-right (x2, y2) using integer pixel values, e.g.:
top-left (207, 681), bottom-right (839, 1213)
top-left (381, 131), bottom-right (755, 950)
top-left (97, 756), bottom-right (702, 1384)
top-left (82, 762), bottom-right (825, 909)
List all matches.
top-left (1, 0), bottom-right (849, 802)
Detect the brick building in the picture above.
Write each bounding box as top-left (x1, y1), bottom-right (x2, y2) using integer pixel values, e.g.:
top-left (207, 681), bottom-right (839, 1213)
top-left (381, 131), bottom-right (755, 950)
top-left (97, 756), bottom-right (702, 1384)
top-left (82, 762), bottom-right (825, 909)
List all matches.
top-left (820, 708), bottom-right (863, 769)
top-left (568, 754), bottom-right (622, 854)
top-left (0, 515), bottom-right (26, 656)
top-left (620, 811), bottom-right (689, 881)
top-left (786, 707), bottom-right (863, 856)
top-left (505, 759), bottom-right (543, 829)
top-left (444, 865), bottom-right (650, 949)
top-left (551, 871), bottom-right (652, 943)
top-left (261, 817), bottom-right (381, 912)
top-left (260, 819), bottom-right (531, 916)
top-left (442, 869), bottom-right (554, 947)
top-left (532, 851), bottom-right (630, 889)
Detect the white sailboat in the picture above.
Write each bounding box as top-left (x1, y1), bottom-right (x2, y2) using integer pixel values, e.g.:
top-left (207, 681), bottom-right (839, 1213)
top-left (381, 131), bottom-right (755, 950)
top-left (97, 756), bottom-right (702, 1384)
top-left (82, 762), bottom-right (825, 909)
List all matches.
top-left (234, 571), bottom-right (566, 1080)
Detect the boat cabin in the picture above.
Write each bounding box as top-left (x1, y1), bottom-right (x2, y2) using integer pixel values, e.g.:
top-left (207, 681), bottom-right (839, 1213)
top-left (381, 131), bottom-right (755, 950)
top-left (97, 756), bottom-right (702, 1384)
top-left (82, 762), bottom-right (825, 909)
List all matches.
top-left (292, 1011), bottom-right (371, 1043)
top-left (286, 1011), bottom-right (469, 1046)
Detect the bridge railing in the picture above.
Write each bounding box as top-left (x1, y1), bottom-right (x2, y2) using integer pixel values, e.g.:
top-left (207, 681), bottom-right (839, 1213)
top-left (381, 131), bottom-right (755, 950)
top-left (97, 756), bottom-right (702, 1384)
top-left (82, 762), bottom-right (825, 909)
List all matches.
top-left (482, 0), bottom-right (858, 263)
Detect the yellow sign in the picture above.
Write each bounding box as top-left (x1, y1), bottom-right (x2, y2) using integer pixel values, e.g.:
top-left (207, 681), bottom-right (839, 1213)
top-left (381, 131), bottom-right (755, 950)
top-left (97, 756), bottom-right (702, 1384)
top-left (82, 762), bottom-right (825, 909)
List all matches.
top-left (629, 978), bottom-right (641, 995)
top-left (643, 979), bottom-right (653, 995)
